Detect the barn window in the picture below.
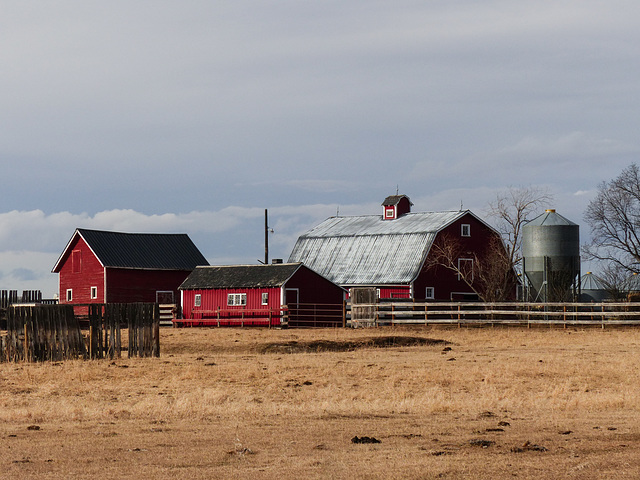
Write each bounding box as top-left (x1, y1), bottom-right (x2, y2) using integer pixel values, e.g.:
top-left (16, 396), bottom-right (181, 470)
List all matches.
top-left (194, 294), bottom-right (201, 307)
top-left (66, 289), bottom-right (73, 302)
top-left (425, 287), bottom-right (434, 299)
top-left (461, 224), bottom-right (471, 237)
top-left (90, 286), bottom-right (97, 299)
top-left (261, 292), bottom-right (269, 305)
top-left (227, 293), bottom-right (247, 306)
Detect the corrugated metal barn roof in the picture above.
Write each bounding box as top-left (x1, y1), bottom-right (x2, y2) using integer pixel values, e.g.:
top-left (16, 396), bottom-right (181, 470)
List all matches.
top-left (288, 211), bottom-right (466, 285)
top-left (180, 263), bottom-right (303, 289)
top-left (53, 228), bottom-right (209, 271)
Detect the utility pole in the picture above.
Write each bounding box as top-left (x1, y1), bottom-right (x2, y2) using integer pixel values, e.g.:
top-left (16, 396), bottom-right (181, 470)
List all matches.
top-left (265, 209), bottom-right (269, 265)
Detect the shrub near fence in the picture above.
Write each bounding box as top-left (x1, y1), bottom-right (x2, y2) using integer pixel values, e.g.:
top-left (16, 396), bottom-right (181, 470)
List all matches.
top-left (0, 303), bottom-right (160, 362)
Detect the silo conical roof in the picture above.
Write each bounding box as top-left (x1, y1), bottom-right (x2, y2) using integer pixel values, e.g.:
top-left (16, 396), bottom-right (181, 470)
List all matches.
top-left (580, 272), bottom-right (607, 291)
top-left (525, 209), bottom-right (577, 227)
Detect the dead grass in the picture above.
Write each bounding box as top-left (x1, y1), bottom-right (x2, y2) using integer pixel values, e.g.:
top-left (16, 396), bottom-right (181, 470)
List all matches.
top-left (1, 326), bottom-right (640, 478)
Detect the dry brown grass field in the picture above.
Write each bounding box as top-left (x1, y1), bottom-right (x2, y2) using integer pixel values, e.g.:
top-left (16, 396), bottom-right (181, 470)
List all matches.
top-left (1, 325), bottom-right (640, 479)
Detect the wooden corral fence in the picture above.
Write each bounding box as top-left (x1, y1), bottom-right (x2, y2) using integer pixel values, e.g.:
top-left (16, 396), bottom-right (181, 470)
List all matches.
top-left (347, 301), bottom-right (640, 327)
top-left (87, 303), bottom-right (160, 359)
top-left (0, 303), bottom-right (160, 362)
top-left (284, 303), bottom-right (346, 328)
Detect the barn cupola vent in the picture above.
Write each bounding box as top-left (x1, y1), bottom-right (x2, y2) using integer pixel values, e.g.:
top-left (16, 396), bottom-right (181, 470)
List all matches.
top-left (382, 195), bottom-right (413, 220)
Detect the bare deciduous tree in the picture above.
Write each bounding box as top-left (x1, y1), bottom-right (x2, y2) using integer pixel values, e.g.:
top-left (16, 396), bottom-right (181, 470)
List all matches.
top-left (584, 163), bottom-right (640, 274)
top-left (425, 233), bottom-right (516, 302)
top-left (486, 186), bottom-right (554, 273)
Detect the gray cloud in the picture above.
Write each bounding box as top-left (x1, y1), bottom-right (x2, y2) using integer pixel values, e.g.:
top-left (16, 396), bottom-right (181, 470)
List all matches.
top-left (0, 1), bottom-right (638, 292)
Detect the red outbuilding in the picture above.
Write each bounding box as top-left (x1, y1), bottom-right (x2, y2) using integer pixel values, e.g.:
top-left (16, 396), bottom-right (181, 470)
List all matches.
top-left (52, 228), bottom-right (209, 308)
top-left (177, 263), bottom-right (346, 327)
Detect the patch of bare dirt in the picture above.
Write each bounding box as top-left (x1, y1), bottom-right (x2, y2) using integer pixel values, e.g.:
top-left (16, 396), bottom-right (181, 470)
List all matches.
top-left (258, 335), bottom-right (450, 354)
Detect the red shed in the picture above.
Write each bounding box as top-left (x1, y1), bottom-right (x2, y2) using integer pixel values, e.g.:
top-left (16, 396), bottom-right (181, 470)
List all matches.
top-left (52, 228), bottom-right (209, 308)
top-left (178, 263), bottom-right (346, 327)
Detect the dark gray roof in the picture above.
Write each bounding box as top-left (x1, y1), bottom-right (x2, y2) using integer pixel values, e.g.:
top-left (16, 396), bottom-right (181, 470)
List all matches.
top-left (53, 228), bottom-right (209, 271)
top-left (382, 194), bottom-right (413, 206)
top-left (179, 263), bottom-right (304, 289)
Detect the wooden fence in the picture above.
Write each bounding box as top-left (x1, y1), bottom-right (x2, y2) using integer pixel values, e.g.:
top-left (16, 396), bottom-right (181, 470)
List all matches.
top-left (175, 303), bottom-right (346, 328)
top-left (0, 303), bottom-right (160, 362)
top-left (348, 301), bottom-right (640, 327)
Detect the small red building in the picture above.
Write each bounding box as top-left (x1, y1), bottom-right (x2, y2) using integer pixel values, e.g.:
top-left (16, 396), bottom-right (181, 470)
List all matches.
top-left (52, 228), bottom-right (209, 307)
top-left (178, 263), bottom-right (346, 327)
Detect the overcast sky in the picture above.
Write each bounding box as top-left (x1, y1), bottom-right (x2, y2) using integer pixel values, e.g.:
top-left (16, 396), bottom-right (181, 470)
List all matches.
top-left (2, 1), bottom-right (639, 296)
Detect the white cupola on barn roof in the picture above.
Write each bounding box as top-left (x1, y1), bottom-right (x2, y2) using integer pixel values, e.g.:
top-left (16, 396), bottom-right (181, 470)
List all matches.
top-left (382, 194), bottom-right (413, 220)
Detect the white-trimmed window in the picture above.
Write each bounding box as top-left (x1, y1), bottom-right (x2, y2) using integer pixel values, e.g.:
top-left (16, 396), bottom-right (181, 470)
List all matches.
top-left (458, 258), bottom-right (474, 281)
top-left (425, 287), bottom-right (435, 299)
top-left (90, 286), bottom-right (98, 299)
top-left (66, 289), bottom-right (73, 302)
top-left (227, 293), bottom-right (247, 306)
top-left (261, 292), bottom-right (269, 305)
top-left (194, 294), bottom-right (201, 307)
top-left (461, 224), bottom-right (471, 237)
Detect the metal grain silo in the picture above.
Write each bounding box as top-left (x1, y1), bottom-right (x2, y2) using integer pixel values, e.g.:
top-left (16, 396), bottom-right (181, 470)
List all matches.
top-left (580, 272), bottom-right (610, 302)
top-left (522, 209), bottom-right (580, 302)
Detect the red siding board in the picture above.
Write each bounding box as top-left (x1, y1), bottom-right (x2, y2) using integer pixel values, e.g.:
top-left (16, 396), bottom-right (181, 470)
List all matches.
top-left (58, 236), bottom-right (105, 305)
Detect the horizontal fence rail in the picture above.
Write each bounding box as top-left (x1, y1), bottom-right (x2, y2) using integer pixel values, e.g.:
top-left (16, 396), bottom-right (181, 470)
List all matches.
top-left (347, 301), bottom-right (640, 327)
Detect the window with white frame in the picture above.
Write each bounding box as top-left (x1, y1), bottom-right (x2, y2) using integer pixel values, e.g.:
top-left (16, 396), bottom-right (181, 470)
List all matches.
top-left (227, 293), bottom-right (247, 306)
top-left (194, 294), bottom-right (201, 307)
top-left (461, 224), bottom-right (471, 237)
top-left (425, 287), bottom-right (435, 299)
top-left (90, 286), bottom-right (98, 299)
top-left (458, 258), bottom-right (474, 281)
top-left (261, 292), bottom-right (269, 305)
top-left (66, 289), bottom-right (73, 302)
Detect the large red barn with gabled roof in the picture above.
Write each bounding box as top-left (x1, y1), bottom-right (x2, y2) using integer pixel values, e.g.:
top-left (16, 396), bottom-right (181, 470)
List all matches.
top-left (52, 228), bottom-right (209, 306)
top-left (289, 194), bottom-right (515, 301)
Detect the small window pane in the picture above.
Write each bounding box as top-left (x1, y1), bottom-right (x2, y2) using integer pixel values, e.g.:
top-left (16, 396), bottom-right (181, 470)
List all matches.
top-left (194, 294), bottom-right (201, 307)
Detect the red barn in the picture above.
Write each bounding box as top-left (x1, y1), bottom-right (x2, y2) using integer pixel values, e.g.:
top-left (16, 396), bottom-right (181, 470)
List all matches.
top-left (289, 194), bottom-right (515, 301)
top-left (178, 263), bottom-right (346, 327)
top-left (52, 228), bottom-right (209, 307)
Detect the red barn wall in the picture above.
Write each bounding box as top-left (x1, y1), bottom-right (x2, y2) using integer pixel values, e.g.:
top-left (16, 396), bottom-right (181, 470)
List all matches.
top-left (378, 286), bottom-right (411, 299)
top-left (413, 214), bottom-right (500, 301)
top-left (58, 236), bottom-right (105, 305)
top-left (286, 267), bottom-right (345, 305)
top-left (183, 287), bottom-right (282, 320)
top-left (105, 269), bottom-right (191, 304)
